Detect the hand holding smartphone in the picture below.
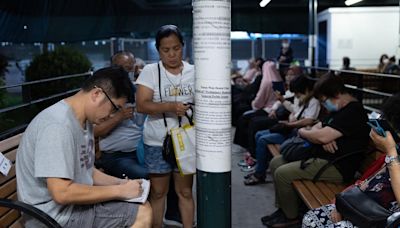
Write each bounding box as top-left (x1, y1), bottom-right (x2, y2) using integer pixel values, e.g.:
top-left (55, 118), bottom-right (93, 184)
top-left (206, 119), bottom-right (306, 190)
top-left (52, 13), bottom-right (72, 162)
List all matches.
top-left (367, 119), bottom-right (386, 137)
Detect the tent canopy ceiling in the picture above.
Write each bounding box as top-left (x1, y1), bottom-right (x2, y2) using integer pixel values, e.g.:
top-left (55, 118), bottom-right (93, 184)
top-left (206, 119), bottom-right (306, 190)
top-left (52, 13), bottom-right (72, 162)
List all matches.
top-left (0, 0), bottom-right (397, 42)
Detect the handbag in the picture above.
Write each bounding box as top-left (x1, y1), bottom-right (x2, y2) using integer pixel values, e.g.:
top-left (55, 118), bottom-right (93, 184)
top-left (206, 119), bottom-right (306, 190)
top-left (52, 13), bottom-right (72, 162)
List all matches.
top-left (157, 63), bottom-right (177, 167)
top-left (335, 167), bottom-right (391, 228)
top-left (280, 136), bottom-right (314, 162)
top-left (170, 111), bottom-right (196, 175)
top-left (162, 132), bottom-right (177, 167)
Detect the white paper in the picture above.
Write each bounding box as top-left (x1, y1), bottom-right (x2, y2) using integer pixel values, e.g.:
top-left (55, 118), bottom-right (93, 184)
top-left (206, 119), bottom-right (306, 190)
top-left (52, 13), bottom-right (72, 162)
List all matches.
top-left (124, 179), bottom-right (150, 204)
top-left (0, 152), bottom-right (11, 176)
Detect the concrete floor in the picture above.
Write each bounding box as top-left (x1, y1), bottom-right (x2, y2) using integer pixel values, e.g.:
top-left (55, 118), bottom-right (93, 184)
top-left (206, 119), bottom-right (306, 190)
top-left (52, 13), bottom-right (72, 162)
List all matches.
top-left (231, 143), bottom-right (277, 228)
top-left (164, 142), bottom-right (278, 228)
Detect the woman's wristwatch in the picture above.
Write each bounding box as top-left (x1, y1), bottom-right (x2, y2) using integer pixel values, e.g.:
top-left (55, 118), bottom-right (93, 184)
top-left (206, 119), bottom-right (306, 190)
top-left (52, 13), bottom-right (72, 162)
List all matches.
top-left (385, 155), bottom-right (400, 167)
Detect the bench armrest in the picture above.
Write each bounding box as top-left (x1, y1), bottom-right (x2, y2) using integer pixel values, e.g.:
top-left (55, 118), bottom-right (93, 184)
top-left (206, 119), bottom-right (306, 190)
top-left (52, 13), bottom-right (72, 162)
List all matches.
top-left (312, 149), bottom-right (366, 182)
top-left (0, 198), bottom-right (62, 228)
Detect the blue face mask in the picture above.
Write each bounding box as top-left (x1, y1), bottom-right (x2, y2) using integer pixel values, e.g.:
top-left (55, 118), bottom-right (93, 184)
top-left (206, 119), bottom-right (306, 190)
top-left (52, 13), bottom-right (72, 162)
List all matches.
top-left (323, 99), bottom-right (338, 112)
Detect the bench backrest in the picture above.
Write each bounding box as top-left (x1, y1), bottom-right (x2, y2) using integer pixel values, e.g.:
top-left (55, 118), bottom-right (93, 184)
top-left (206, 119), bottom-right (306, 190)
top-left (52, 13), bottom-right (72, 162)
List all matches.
top-left (0, 133), bottom-right (23, 227)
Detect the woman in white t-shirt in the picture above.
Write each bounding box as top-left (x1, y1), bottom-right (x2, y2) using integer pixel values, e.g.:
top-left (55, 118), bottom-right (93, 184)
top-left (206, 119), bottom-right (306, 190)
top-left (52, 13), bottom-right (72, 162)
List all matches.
top-left (136, 25), bottom-right (195, 228)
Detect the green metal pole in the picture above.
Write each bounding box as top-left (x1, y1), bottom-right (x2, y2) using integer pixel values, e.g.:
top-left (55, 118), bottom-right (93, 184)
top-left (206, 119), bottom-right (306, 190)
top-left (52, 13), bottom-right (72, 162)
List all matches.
top-left (197, 171), bottom-right (231, 228)
top-left (193, 0), bottom-right (231, 226)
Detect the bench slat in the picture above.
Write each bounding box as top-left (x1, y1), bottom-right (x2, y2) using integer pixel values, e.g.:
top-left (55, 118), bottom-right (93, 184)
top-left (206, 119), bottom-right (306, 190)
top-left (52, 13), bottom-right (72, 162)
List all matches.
top-left (303, 180), bottom-right (331, 207)
top-left (293, 180), bottom-right (321, 209)
top-left (325, 182), bottom-right (346, 194)
top-left (0, 208), bottom-right (20, 227)
top-left (0, 165), bottom-right (16, 186)
top-left (0, 193), bottom-right (18, 218)
top-left (0, 134), bottom-right (22, 153)
top-left (0, 178), bottom-right (16, 198)
top-left (9, 217), bottom-right (24, 228)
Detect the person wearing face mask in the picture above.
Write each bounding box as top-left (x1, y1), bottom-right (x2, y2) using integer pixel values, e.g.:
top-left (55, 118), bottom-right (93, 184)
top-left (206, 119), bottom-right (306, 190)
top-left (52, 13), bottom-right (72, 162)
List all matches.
top-left (277, 39), bottom-right (294, 78)
top-left (302, 92), bottom-right (400, 228)
top-left (263, 73), bottom-right (370, 227)
top-left (244, 75), bottom-right (320, 185)
top-left (378, 54), bottom-right (389, 73)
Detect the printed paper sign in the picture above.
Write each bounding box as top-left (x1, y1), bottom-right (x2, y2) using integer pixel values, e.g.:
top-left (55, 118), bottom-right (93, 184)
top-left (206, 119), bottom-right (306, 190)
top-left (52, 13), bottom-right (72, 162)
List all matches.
top-left (0, 153), bottom-right (12, 176)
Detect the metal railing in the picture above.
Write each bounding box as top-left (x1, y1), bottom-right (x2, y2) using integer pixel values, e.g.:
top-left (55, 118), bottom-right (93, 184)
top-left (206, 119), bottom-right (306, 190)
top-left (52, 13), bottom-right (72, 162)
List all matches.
top-left (0, 71), bottom-right (92, 140)
top-left (298, 65), bottom-right (399, 112)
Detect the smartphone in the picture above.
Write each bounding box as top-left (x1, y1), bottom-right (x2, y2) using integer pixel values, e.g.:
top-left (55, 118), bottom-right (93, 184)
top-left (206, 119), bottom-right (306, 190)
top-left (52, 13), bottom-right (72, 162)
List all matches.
top-left (272, 81), bottom-right (285, 95)
top-left (367, 119), bottom-right (386, 137)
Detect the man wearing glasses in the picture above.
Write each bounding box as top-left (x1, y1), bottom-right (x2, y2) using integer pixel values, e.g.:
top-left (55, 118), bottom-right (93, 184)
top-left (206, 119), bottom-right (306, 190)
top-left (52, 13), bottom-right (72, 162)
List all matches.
top-left (16, 67), bottom-right (152, 227)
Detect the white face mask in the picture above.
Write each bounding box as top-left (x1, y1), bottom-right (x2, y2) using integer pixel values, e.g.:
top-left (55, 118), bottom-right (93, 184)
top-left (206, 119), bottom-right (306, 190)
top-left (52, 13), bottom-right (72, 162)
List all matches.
top-left (282, 43), bottom-right (289, 48)
top-left (383, 59), bottom-right (390, 64)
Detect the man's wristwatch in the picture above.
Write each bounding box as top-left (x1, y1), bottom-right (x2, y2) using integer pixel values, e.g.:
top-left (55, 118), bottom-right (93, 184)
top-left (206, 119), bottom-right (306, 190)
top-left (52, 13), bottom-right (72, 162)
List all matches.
top-left (385, 155), bottom-right (400, 166)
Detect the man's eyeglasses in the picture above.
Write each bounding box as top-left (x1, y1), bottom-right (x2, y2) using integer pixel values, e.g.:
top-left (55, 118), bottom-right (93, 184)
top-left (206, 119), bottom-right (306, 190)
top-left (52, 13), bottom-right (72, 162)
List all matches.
top-left (94, 86), bottom-right (120, 113)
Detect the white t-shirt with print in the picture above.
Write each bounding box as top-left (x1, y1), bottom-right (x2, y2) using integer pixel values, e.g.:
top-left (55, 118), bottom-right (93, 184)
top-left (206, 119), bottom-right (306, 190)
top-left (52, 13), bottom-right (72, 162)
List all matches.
top-left (136, 61), bottom-right (195, 146)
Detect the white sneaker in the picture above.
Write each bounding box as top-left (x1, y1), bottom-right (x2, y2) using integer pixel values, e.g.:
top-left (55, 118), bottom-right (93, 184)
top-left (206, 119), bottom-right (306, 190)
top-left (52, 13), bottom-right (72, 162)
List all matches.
top-left (163, 218), bottom-right (183, 227)
top-left (241, 165), bottom-right (256, 172)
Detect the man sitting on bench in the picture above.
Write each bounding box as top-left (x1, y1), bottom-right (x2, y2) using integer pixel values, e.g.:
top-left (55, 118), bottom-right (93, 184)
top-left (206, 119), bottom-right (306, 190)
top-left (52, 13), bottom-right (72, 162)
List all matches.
top-left (16, 67), bottom-right (152, 228)
top-left (263, 73), bottom-right (370, 227)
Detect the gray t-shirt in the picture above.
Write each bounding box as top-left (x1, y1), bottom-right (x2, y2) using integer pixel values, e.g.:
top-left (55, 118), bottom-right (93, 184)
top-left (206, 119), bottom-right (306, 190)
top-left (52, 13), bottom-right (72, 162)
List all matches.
top-left (16, 100), bottom-right (94, 227)
top-left (99, 112), bottom-right (146, 152)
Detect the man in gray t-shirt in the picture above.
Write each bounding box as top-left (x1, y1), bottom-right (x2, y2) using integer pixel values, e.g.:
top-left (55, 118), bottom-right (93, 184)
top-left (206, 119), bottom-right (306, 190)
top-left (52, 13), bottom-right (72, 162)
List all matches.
top-left (16, 67), bottom-right (152, 227)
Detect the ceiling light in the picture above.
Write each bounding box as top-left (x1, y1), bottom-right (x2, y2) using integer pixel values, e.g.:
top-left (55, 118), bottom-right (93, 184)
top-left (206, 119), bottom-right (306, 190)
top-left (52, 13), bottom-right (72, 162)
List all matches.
top-left (345, 0), bottom-right (363, 6)
top-left (259, 0), bottom-right (271, 7)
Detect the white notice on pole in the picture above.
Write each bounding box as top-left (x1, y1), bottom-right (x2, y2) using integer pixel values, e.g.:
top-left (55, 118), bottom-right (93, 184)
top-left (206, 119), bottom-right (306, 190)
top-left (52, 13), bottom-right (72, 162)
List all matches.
top-left (193, 0), bottom-right (231, 172)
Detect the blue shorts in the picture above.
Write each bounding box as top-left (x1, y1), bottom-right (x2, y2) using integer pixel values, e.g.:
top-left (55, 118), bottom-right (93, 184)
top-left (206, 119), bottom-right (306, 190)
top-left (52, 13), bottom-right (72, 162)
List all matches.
top-left (144, 144), bottom-right (178, 174)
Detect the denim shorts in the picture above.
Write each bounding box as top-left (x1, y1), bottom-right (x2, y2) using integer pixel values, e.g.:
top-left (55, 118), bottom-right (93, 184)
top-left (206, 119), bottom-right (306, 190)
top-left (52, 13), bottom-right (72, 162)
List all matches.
top-left (144, 144), bottom-right (178, 174)
top-left (64, 201), bottom-right (138, 228)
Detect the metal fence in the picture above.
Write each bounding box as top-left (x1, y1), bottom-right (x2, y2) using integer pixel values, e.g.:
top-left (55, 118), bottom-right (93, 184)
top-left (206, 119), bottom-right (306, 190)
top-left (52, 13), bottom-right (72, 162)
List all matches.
top-left (302, 66), bottom-right (399, 113)
top-left (0, 72), bottom-right (92, 140)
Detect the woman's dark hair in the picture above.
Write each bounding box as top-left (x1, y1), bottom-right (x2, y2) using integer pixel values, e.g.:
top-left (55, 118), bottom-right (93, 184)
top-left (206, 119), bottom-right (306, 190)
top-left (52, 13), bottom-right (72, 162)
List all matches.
top-left (155, 25), bottom-right (184, 51)
top-left (313, 72), bottom-right (346, 99)
top-left (81, 66), bottom-right (134, 102)
top-left (289, 75), bottom-right (314, 94)
top-left (255, 57), bottom-right (265, 69)
top-left (382, 93), bottom-right (400, 132)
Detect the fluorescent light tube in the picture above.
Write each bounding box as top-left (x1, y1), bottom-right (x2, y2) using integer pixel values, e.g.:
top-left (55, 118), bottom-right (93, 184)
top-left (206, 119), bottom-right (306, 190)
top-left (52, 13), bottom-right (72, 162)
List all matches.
top-left (345, 0), bottom-right (363, 6)
top-left (259, 0), bottom-right (272, 7)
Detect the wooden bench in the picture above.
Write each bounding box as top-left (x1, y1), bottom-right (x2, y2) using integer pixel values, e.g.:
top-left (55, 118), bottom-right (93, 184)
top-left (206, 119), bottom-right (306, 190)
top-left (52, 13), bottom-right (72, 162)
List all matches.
top-left (0, 133), bottom-right (61, 228)
top-left (293, 149), bottom-right (383, 210)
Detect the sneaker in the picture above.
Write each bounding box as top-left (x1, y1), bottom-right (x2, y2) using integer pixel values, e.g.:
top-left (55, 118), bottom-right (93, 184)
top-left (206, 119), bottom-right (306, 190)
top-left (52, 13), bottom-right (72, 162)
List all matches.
top-left (237, 159), bottom-right (248, 167)
top-left (241, 165), bottom-right (256, 172)
top-left (163, 218), bottom-right (183, 227)
top-left (246, 157), bottom-right (257, 166)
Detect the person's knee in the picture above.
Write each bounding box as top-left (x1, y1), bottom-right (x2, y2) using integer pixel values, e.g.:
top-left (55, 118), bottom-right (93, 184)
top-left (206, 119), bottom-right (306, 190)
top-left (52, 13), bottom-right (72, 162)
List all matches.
top-left (150, 188), bottom-right (168, 200)
top-left (132, 202), bottom-right (152, 228)
top-left (269, 156), bottom-right (281, 173)
top-left (274, 165), bottom-right (293, 185)
top-left (176, 188), bottom-right (193, 200)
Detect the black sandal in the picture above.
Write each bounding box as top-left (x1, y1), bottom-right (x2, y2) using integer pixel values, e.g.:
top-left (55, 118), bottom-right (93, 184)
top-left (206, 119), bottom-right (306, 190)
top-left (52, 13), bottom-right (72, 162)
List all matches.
top-left (244, 174), bottom-right (265, 185)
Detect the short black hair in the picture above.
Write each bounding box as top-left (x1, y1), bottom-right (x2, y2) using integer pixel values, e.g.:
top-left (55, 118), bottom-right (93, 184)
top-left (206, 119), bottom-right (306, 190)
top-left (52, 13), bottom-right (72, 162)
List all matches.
top-left (289, 75), bottom-right (314, 94)
top-left (382, 93), bottom-right (400, 132)
top-left (313, 72), bottom-right (346, 99)
top-left (343, 56), bottom-right (350, 67)
top-left (155, 25), bottom-right (184, 51)
top-left (81, 66), bottom-right (134, 102)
